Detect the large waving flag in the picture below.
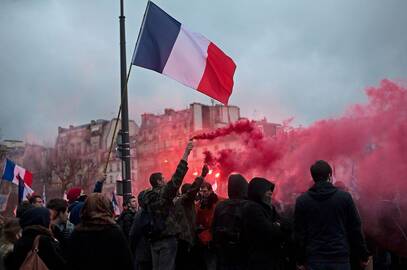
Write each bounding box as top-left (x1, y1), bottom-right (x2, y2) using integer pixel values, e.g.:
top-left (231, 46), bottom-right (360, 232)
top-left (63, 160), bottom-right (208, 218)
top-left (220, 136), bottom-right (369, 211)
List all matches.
top-left (132, 1), bottom-right (236, 105)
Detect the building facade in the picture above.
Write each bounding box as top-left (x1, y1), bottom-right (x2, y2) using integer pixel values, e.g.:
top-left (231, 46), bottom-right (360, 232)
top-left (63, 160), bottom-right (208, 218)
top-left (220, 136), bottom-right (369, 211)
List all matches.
top-left (135, 103), bottom-right (281, 193)
top-left (54, 119), bottom-right (139, 195)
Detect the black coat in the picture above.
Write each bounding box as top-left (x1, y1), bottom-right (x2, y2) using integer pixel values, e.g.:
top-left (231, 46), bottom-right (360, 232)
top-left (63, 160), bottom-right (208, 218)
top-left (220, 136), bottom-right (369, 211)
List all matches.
top-left (7, 225), bottom-right (66, 270)
top-left (117, 209), bottom-right (136, 240)
top-left (294, 181), bottom-right (369, 264)
top-left (67, 223), bottom-right (133, 270)
top-left (129, 209), bottom-right (152, 263)
top-left (243, 178), bottom-right (284, 270)
top-left (212, 174), bottom-right (249, 270)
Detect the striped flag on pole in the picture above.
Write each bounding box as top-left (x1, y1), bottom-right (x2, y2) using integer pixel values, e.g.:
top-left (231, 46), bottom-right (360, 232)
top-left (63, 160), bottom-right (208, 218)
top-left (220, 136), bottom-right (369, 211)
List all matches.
top-left (132, 1), bottom-right (236, 105)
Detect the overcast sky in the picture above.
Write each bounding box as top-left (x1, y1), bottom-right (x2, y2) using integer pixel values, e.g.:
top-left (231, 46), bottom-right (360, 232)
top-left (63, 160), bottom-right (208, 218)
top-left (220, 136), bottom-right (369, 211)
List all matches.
top-left (1, 0), bottom-right (406, 145)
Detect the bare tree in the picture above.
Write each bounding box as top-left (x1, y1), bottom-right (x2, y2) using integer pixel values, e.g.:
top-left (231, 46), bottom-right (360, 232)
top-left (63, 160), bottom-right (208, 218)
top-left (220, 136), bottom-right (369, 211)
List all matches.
top-left (51, 150), bottom-right (102, 196)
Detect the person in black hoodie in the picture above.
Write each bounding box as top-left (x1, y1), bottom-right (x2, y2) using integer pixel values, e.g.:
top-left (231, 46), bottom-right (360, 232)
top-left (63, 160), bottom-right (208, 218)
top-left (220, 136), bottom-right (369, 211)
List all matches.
top-left (294, 160), bottom-right (369, 270)
top-left (129, 190), bottom-right (152, 270)
top-left (67, 193), bottom-right (133, 270)
top-left (243, 177), bottom-right (284, 270)
top-left (212, 174), bottom-right (249, 270)
top-left (7, 207), bottom-right (66, 270)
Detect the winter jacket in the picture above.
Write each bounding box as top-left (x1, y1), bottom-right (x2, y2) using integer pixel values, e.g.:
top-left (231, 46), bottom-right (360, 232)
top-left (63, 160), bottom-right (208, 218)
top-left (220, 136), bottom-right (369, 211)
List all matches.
top-left (294, 181), bottom-right (369, 264)
top-left (174, 176), bottom-right (204, 247)
top-left (68, 180), bottom-right (104, 225)
top-left (243, 178), bottom-right (284, 270)
top-left (212, 175), bottom-right (249, 270)
top-left (50, 220), bottom-right (74, 258)
top-left (67, 223), bottom-right (133, 270)
top-left (117, 209), bottom-right (136, 240)
top-left (196, 192), bottom-right (220, 246)
top-left (7, 225), bottom-right (66, 270)
top-left (141, 160), bottom-right (189, 240)
top-left (129, 209), bottom-right (152, 264)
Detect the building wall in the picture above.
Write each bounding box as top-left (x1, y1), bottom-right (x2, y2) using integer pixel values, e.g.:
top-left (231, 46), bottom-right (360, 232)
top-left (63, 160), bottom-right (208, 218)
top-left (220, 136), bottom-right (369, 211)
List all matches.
top-left (54, 119), bottom-right (139, 195)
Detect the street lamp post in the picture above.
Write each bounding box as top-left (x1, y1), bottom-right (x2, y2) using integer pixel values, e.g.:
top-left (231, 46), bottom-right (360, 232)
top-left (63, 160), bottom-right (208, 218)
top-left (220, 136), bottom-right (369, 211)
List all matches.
top-left (119, 0), bottom-right (132, 201)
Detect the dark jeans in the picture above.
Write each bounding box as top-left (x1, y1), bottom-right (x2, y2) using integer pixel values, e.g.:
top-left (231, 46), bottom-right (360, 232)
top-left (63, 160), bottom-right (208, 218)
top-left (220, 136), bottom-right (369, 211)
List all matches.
top-left (151, 237), bottom-right (178, 270)
top-left (175, 240), bottom-right (192, 270)
top-left (308, 262), bottom-right (351, 270)
top-left (135, 261), bottom-right (153, 270)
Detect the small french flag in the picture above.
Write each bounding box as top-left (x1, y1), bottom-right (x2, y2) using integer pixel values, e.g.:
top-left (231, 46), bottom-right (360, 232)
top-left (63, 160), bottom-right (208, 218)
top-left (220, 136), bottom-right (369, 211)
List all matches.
top-left (132, 1), bottom-right (236, 105)
top-left (111, 191), bottom-right (121, 216)
top-left (2, 159), bottom-right (34, 202)
top-left (2, 159), bottom-right (33, 187)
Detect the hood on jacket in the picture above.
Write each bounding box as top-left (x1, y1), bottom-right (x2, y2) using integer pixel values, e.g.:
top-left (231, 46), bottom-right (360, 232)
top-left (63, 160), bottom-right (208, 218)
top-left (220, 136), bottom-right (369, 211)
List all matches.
top-left (19, 207), bottom-right (50, 229)
top-left (248, 177), bottom-right (275, 204)
top-left (308, 181), bottom-right (337, 201)
top-left (137, 190), bottom-right (148, 209)
top-left (228, 174), bottom-right (248, 199)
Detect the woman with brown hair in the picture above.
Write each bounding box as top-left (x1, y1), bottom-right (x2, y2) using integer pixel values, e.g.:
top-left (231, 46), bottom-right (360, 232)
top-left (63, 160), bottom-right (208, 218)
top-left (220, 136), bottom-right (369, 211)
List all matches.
top-left (67, 193), bottom-right (133, 270)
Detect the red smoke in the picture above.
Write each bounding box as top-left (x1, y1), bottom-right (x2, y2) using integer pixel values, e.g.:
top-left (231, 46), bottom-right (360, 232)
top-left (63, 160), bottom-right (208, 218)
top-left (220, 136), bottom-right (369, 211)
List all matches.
top-left (195, 80), bottom-right (407, 255)
top-left (192, 119), bottom-right (263, 141)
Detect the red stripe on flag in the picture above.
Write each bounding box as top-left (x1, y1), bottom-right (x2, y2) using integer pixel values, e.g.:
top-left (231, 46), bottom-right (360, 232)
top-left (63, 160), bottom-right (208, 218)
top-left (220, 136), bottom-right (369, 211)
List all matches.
top-left (197, 42), bottom-right (236, 104)
top-left (24, 171), bottom-right (33, 187)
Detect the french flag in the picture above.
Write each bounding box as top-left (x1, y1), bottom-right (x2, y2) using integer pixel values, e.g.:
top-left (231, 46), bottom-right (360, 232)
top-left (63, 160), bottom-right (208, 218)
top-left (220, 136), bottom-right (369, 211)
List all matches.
top-left (2, 159), bottom-right (33, 187)
top-left (132, 1), bottom-right (236, 105)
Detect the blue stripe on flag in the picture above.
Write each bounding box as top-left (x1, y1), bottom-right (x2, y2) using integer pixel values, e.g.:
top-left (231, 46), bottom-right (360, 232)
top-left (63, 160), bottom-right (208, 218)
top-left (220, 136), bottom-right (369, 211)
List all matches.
top-left (2, 159), bottom-right (15, 182)
top-left (132, 1), bottom-right (181, 73)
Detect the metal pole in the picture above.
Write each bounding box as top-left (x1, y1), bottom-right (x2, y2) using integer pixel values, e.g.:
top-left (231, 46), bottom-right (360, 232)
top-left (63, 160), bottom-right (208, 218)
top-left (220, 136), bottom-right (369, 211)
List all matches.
top-left (119, 0), bottom-right (132, 200)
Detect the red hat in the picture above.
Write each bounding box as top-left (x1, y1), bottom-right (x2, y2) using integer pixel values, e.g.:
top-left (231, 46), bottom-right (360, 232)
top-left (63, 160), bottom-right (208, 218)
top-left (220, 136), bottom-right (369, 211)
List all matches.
top-left (67, 187), bottom-right (82, 203)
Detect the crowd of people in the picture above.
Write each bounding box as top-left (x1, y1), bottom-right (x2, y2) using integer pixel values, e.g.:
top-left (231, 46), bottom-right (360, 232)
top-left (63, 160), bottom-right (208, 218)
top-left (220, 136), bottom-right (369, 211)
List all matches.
top-left (0, 140), bottom-right (404, 270)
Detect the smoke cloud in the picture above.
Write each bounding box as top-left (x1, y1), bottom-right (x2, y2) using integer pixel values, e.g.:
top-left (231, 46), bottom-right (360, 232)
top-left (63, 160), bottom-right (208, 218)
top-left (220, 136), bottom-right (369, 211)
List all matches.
top-left (195, 79), bottom-right (407, 255)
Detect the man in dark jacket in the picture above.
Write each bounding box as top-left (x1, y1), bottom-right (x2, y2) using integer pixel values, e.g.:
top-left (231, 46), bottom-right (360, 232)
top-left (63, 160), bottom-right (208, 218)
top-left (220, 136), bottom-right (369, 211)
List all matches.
top-left (130, 191), bottom-right (152, 270)
top-left (142, 140), bottom-right (193, 270)
top-left (46, 198), bottom-right (74, 259)
top-left (295, 160), bottom-right (369, 270)
top-left (212, 174), bottom-right (249, 270)
top-left (174, 164), bottom-right (208, 270)
top-left (243, 177), bottom-right (284, 270)
top-left (117, 195), bottom-right (138, 240)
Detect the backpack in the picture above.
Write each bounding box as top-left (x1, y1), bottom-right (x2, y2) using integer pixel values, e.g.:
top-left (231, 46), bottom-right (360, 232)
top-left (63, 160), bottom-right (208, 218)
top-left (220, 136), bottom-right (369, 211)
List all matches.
top-left (213, 200), bottom-right (247, 250)
top-left (19, 235), bottom-right (48, 270)
top-left (142, 189), bottom-right (168, 241)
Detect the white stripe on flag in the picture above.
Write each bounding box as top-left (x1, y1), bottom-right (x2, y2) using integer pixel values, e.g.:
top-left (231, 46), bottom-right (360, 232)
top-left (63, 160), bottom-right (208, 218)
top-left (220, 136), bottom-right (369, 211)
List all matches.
top-left (162, 25), bottom-right (210, 89)
top-left (13, 165), bottom-right (26, 185)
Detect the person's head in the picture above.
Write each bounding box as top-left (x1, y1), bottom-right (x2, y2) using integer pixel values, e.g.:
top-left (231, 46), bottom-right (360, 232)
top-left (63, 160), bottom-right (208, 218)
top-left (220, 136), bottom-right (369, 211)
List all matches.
top-left (149, 172), bottom-right (164, 188)
top-left (248, 177), bottom-right (275, 205)
top-left (124, 196), bottom-right (137, 211)
top-left (46, 198), bottom-right (68, 224)
top-left (181, 183), bottom-right (192, 195)
top-left (67, 187), bottom-right (83, 204)
top-left (1, 218), bottom-right (21, 244)
top-left (19, 207), bottom-right (51, 230)
top-left (199, 182), bottom-right (213, 199)
top-left (228, 174), bottom-right (248, 199)
top-left (29, 195), bottom-right (44, 207)
top-left (310, 160), bottom-right (332, 182)
top-left (80, 193), bottom-right (115, 227)
top-left (16, 201), bottom-right (35, 218)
